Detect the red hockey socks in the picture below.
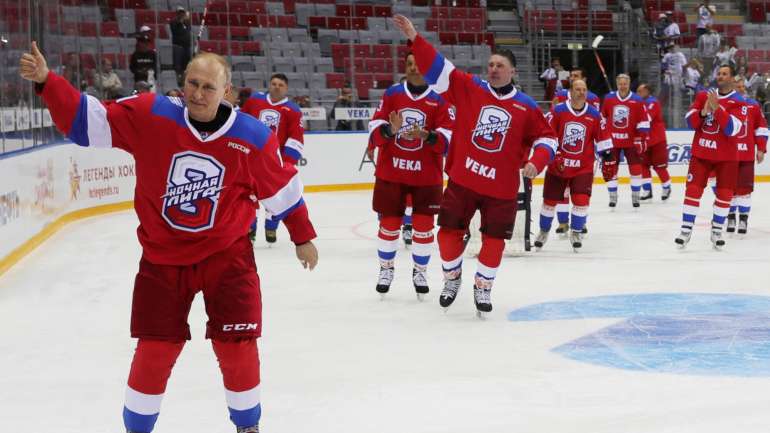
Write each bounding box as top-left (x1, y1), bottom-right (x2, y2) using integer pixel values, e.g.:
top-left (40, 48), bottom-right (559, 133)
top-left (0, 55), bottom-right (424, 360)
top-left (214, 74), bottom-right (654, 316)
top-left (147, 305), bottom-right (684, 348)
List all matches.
top-left (476, 234), bottom-right (505, 290)
top-left (123, 339), bottom-right (185, 433)
top-left (212, 338), bottom-right (262, 429)
top-left (377, 216), bottom-right (402, 268)
top-left (411, 213), bottom-right (435, 268)
top-left (438, 227), bottom-right (464, 278)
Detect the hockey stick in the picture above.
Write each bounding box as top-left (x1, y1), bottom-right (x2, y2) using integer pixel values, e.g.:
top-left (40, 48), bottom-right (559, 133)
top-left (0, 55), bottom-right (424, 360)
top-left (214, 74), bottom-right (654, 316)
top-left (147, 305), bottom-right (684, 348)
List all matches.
top-left (195, 1), bottom-right (212, 53)
top-left (591, 35), bottom-right (613, 92)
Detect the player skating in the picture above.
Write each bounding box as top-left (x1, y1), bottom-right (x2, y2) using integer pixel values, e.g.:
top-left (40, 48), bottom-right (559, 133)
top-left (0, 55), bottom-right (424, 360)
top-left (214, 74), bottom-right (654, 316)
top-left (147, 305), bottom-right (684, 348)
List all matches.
top-left (551, 67), bottom-right (601, 235)
top-left (20, 43), bottom-right (318, 433)
top-left (727, 76), bottom-right (768, 235)
top-left (535, 79), bottom-right (612, 252)
top-left (636, 83), bottom-right (673, 201)
top-left (601, 74), bottom-right (650, 208)
top-left (393, 15), bottom-right (557, 318)
top-left (366, 52), bottom-right (453, 301)
top-left (242, 73), bottom-right (305, 244)
top-left (677, 64), bottom-right (745, 250)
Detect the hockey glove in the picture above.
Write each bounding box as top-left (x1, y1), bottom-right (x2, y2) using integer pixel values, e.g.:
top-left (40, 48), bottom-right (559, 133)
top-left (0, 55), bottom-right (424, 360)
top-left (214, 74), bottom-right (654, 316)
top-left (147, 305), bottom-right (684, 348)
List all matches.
top-left (552, 152), bottom-right (566, 173)
top-left (600, 150), bottom-right (617, 181)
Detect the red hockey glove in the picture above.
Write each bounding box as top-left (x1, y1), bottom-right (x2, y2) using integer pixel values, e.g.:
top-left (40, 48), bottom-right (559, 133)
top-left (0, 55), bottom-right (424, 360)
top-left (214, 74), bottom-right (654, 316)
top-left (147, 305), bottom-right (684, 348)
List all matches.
top-left (601, 150), bottom-right (617, 181)
top-left (552, 152), bottom-right (565, 173)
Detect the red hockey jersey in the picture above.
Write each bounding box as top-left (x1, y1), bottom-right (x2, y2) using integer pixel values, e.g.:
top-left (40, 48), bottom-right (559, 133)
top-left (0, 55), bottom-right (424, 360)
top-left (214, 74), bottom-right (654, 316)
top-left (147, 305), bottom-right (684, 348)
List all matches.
top-left (684, 89), bottom-right (745, 161)
top-left (554, 89), bottom-right (601, 110)
top-left (241, 92), bottom-right (304, 164)
top-left (411, 35), bottom-right (557, 200)
top-left (39, 71), bottom-right (316, 266)
top-left (601, 91), bottom-right (650, 149)
top-left (546, 102), bottom-right (612, 177)
top-left (367, 82), bottom-right (453, 186)
top-left (735, 97), bottom-right (769, 161)
top-left (643, 96), bottom-right (667, 147)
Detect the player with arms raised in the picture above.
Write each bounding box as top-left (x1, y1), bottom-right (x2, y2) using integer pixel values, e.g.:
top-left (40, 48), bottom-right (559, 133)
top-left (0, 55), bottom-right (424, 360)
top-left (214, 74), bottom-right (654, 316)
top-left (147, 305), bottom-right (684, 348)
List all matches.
top-left (637, 83), bottom-right (672, 201)
top-left (601, 74), bottom-right (650, 208)
top-left (242, 73), bottom-right (305, 244)
top-left (677, 64), bottom-right (745, 249)
top-left (727, 76), bottom-right (768, 234)
top-left (20, 43), bottom-right (318, 433)
top-left (392, 15), bottom-right (557, 317)
top-left (535, 79), bottom-right (612, 251)
top-left (366, 52), bottom-right (453, 300)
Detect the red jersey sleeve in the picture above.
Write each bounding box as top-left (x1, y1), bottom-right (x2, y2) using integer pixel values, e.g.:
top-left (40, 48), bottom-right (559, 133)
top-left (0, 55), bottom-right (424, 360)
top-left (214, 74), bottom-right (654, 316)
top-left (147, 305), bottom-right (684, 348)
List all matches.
top-left (431, 99), bottom-right (453, 154)
top-left (410, 34), bottom-right (473, 106)
top-left (753, 103), bottom-right (769, 153)
top-left (524, 106), bottom-right (559, 172)
top-left (282, 108), bottom-right (304, 165)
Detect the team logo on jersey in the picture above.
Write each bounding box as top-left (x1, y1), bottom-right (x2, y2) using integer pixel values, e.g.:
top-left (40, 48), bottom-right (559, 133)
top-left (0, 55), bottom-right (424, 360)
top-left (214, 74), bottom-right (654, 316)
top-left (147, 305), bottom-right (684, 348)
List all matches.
top-left (702, 113), bottom-right (720, 135)
top-left (562, 122), bottom-right (587, 155)
top-left (259, 109), bottom-right (281, 132)
top-left (471, 106), bottom-right (511, 153)
top-left (612, 105), bottom-right (630, 129)
top-left (162, 151), bottom-right (226, 232)
top-left (395, 108), bottom-right (427, 151)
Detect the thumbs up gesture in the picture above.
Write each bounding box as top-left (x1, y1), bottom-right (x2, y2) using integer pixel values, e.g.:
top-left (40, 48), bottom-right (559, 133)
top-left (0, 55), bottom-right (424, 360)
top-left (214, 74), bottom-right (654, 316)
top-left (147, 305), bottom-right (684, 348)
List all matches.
top-left (19, 41), bottom-right (50, 84)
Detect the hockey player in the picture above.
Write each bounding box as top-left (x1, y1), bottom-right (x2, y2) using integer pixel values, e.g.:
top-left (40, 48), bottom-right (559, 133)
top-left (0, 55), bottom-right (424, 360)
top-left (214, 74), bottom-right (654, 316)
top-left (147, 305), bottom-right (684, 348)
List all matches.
top-left (601, 74), bottom-right (650, 208)
top-left (677, 64), bottom-right (745, 249)
top-left (366, 52), bottom-right (453, 300)
top-left (19, 44), bottom-right (318, 433)
top-left (728, 76), bottom-right (768, 234)
top-left (535, 79), bottom-right (613, 251)
top-left (242, 73), bottom-right (305, 244)
top-left (551, 67), bottom-right (600, 234)
top-left (392, 15), bottom-right (558, 316)
top-left (636, 83), bottom-right (672, 201)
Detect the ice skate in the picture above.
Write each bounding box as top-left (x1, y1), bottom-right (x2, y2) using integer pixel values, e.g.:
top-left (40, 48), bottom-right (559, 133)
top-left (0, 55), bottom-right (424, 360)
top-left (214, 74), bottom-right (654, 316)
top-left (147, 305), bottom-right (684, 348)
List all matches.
top-left (631, 191), bottom-right (641, 208)
top-left (412, 265), bottom-right (429, 301)
top-left (640, 190), bottom-right (652, 201)
top-left (674, 230), bottom-right (692, 249)
top-left (473, 284), bottom-right (492, 319)
top-left (376, 264), bottom-right (394, 299)
top-left (439, 269), bottom-right (462, 310)
top-left (555, 223), bottom-right (568, 239)
top-left (265, 229), bottom-right (277, 244)
top-left (726, 213), bottom-right (736, 233)
top-left (237, 425), bottom-right (259, 433)
top-left (581, 226), bottom-right (588, 235)
top-left (737, 214), bottom-right (748, 235)
top-left (402, 224), bottom-right (413, 246)
top-left (661, 187), bottom-right (671, 201)
top-left (569, 230), bottom-right (583, 252)
top-left (710, 228), bottom-right (725, 251)
top-left (533, 230), bottom-right (549, 250)
top-left (608, 190), bottom-right (618, 208)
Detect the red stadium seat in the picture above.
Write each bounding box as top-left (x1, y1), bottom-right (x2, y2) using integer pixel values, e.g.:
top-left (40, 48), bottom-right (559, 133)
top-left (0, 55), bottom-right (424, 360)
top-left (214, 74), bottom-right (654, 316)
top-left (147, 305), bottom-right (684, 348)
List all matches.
top-left (277, 15), bottom-right (297, 28)
top-left (354, 74), bottom-right (373, 99)
top-left (331, 43), bottom-right (350, 59)
top-left (100, 21), bottom-right (121, 37)
top-left (326, 73), bottom-right (346, 88)
top-left (351, 17), bottom-right (367, 30)
top-left (450, 8), bottom-right (468, 19)
top-left (354, 4), bottom-right (373, 17)
top-left (444, 19), bottom-right (463, 32)
top-left (240, 14), bottom-right (260, 27)
top-left (439, 32), bottom-right (457, 45)
top-left (354, 44), bottom-right (371, 58)
top-left (229, 1), bottom-right (248, 13)
top-left (328, 17), bottom-right (350, 30)
top-left (283, 0), bottom-right (296, 14)
top-left (374, 6), bottom-right (391, 18)
top-left (242, 41), bottom-right (261, 55)
top-left (458, 32), bottom-right (478, 44)
top-left (198, 40), bottom-right (222, 54)
top-left (247, 1), bottom-right (266, 14)
top-left (230, 26), bottom-right (249, 40)
top-left (208, 26), bottom-right (228, 40)
top-left (463, 19), bottom-right (482, 32)
top-left (374, 73), bottom-right (394, 88)
top-left (336, 4), bottom-right (351, 16)
top-left (77, 22), bottom-right (97, 37)
top-left (397, 45), bottom-right (411, 58)
top-left (426, 19), bottom-right (439, 32)
top-left (134, 9), bottom-right (157, 26)
top-left (372, 44), bottom-right (393, 58)
top-left (749, 50), bottom-right (766, 62)
top-left (79, 53), bottom-right (96, 69)
top-left (468, 7), bottom-right (485, 20)
top-left (431, 6), bottom-right (449, 19)
top-left (366, 58), bottom-right (394, 73)
top-left (749, 2), bottom-right (766, 23)
top-left (308, 16), bottom-right (327, 28)
top-left (158, 11), bottom-right (176, 24)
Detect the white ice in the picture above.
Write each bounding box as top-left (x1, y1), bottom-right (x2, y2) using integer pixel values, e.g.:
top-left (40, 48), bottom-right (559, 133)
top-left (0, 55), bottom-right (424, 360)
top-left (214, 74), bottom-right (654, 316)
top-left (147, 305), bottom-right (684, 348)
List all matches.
top-left (2, 184), bottom-right (770, 433)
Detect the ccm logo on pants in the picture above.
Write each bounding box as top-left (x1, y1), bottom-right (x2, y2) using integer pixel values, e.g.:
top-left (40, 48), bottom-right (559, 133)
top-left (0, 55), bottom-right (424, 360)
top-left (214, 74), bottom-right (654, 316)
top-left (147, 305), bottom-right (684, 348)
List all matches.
top-left (223, 323), bottom-right (259, 331)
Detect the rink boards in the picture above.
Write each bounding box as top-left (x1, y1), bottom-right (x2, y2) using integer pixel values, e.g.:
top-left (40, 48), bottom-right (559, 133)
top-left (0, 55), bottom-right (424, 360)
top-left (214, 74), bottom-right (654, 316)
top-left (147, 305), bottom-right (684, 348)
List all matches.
top-left (0, 130), bottom-right (768, 275)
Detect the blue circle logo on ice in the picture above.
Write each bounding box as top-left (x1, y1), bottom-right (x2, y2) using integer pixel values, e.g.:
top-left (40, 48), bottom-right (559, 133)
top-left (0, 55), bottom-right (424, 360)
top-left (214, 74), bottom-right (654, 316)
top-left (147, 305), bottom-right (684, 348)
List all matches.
top-left (508, 293), bottom-right (770, 377)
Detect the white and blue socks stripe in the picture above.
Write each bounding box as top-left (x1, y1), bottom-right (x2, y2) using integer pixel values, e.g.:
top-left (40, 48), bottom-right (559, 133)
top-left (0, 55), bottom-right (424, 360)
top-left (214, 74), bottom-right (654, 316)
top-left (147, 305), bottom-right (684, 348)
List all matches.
top-left (570, 206), bottom-right (588, 233)
top-left (539, 204), bottom-right (555, 232)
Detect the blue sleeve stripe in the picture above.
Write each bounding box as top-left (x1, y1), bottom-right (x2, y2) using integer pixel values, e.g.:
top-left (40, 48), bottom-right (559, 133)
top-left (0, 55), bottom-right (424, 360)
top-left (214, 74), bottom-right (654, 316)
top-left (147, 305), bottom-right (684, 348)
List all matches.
top-left (534, 142), bottom-right (556, 161)
top-left (283, 146), bottom-right (302, 162)
top-left (67, 94), bottom-right (90, 147)
top-left (272, 197), bottom-right (305, 221)
top-left (425, 53), bottom-right (445, 85)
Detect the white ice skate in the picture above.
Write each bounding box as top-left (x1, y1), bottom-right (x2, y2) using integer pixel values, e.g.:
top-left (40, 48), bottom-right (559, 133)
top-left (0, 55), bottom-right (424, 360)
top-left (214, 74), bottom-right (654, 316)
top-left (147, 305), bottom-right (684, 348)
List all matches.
top-left (412, 265), bottom-right (429, 302)
top-left (473, 284), bottom-right (492, 319)
top-left (737, 215), bottom-right (748, 235)
top-left (376, 264), bottom-right (394, 300)
top-left (609, 190), bottom-right (618, 208)
top-left (710, 229), bottom-right (725, 251)
top-left (534, 230), bottom-right (549, 250)
top-left (632, 191), bottom-right (641, 208)
top-left (439, 269), bottom-right (462, 311)
top-left (569, 230), bottom-right (583, 252)
top-left (675, 230), bottom-right (692, 249)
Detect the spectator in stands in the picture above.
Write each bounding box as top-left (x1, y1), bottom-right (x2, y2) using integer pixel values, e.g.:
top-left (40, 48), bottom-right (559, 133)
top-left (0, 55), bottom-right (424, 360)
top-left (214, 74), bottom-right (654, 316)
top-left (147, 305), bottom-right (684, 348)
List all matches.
top-left (61, 53), bottom-right (79, 87)
top-left (696, 24), bottom-right (721, 75)
top-left (662, 12), bottom-right (681, 48)
top-left (661, 45), bottom-right (687, 98)
top-left (331, 82), bottom-right (364, 131)
top-left (756, 72), bottom-right (770, 107)
top-left (539, 57), bottom-right (563, 101)
top-left (684, 58), bottom-right (704, 96)
top-left (133, 80), bottom-right (152, 94)
top-left (95, 57), bottom-right (123, 99)
top-left (130, 40), bottom-right (158, 89)
top-left (170, 6), bottom-right (192, 86)
top-left (695, 1), bottom-right (716, 38)
top-left (135, 25), bottom-right (154, 51)
top-left (711, 41), bottom-right (738, 84)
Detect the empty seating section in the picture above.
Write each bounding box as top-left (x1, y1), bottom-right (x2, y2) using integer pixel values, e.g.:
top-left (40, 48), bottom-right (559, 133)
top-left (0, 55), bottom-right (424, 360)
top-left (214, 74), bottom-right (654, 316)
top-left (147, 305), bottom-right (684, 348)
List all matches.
top-left (1, 0), bottom-right (504, 129)
top-left (522, 10), bottom-right (614, 33)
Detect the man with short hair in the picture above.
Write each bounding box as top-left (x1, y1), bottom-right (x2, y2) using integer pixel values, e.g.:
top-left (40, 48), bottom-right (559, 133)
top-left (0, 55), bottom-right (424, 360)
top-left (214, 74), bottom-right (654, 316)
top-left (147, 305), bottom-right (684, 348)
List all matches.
top-left (170, 5), bottom-right (192, 84)
top-left (636, 83), bottom-right (672, 201)
top-left (95, 57), bottom-right (123, 99)
top-left (677, 64), bottom-right (745, 249)
top-left (242, 73), bottom-right (305, 244)
top-left (20, 43), bottom-right (318, 433)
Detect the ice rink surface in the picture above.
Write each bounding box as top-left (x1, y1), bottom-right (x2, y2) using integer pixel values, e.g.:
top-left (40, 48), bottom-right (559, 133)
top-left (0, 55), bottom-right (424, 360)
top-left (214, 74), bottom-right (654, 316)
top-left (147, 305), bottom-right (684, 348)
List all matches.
top-left (2, 184), bottom-right (770, 433)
